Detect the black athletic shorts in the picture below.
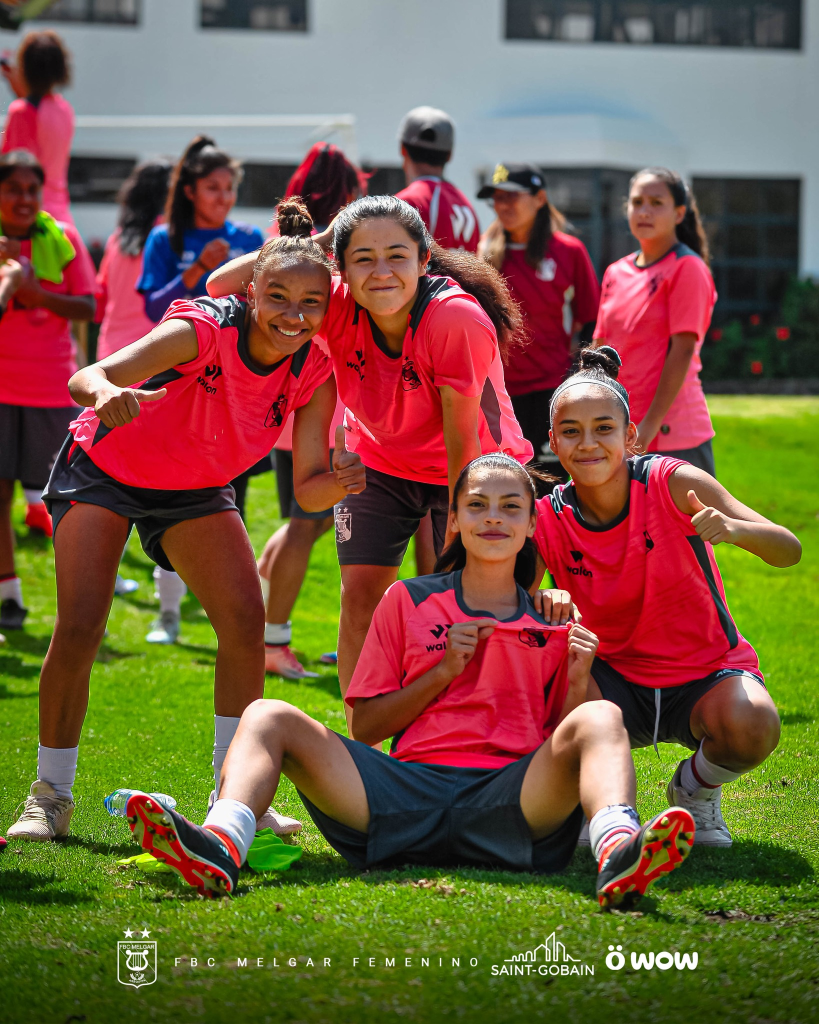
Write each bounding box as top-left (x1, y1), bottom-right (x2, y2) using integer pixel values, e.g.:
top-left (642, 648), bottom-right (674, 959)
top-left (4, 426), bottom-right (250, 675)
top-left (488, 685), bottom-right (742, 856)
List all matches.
top-left (591, 657), bottom-right (765, 751)
top-left (0, 403), bottom-right (76, 489)
top-left (298, 733), bottom-right (584, 873)
top-left (275, 448), bottom-right (335, 521)
top-left (660, 438), bottom-right (716, 478)
top-left (43, 436), bottom-right (238, 571)
top-left (334, 466), bottom-right (449, 567)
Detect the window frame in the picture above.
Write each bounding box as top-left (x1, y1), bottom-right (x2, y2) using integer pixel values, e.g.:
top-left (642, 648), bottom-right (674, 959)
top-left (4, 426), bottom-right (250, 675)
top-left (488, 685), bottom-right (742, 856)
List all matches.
top-left (199, 0), bottom-right (308, 33)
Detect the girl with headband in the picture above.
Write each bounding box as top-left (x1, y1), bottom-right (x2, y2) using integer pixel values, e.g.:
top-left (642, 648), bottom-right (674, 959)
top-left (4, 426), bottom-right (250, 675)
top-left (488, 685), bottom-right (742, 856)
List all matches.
top-left (533, 346), bottom-right (801, 847)
top-left (593, 167), bottom-right (718, 476)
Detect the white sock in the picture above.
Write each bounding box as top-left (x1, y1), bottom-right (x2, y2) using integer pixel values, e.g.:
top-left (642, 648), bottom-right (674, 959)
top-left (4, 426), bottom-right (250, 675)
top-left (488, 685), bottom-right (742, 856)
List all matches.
top-left (260, 574), bottom-right (270, 604)
top-left (264, 621), bottom-right (291, 646)
top-left (213, 715), bottom-right (241, 793)
top-left (203, 798), bottom-right (257, 864)
top-left (37, 744), bottom-right (78, 800)
top-left (589, 804), bottom-right (641, 862)
top-left (0, 576), bottom-right (23, 604)
top-left (153, 566), bottom-right (186, 614)
top-left (680, 744), bottom-right (742, 796)
top-left (23, 488), bottom-right (44, 505)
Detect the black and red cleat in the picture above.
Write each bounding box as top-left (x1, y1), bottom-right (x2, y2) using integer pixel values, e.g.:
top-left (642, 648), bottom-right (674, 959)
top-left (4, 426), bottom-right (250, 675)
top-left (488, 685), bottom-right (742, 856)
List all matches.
top-left (596, 807), bottom-right (695, 910)
top-left (125, 792), bottom-right (239, 897)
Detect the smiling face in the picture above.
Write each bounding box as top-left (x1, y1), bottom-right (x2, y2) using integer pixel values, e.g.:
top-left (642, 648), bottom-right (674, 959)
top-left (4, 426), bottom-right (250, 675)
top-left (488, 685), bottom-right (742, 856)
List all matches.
top-left (627, 175), bottom-right (685, 249)
top-left (491, 187), bottom-right (547, 239)
top-left (450, 467), bottom-right (536, 566)
top-left (340, 218), bottom-right (428, 318)
top-left (549, 385), bottom-right (637, 487)
top-left (184, 166), bottom-right (237, 229)
top-left (246, 259), bottom-right (331, 363)
top-left (0, 167), bottom-right (42, 234)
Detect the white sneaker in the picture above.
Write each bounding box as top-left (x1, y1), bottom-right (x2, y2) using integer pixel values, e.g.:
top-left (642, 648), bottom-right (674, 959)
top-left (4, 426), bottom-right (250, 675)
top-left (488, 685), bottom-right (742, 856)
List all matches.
top-left (114, 574), bottom-right (139, 596)
top-left (667, 759), bottom-right (732, 847)
top-left (264, 644), bottom-right (318, 679)
top-left (146, 610), bottom-right (180, 644)
top-left (7, 780), bottom-right (74, 841)
top-left (207, 790), bottom-right (303, 837)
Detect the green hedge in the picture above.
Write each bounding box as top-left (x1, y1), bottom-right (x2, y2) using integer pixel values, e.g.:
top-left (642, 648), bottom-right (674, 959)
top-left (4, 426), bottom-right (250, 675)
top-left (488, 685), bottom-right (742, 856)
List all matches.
top-left (701, 277), bottom-right (819, 380)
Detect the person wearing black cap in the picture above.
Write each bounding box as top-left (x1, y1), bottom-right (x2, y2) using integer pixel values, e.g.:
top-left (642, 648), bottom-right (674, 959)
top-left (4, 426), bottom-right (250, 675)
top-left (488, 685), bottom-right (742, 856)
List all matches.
top-left (479, 163), bottom-right (599, 481)
top-left (396, 106), bottom-right (479, 254)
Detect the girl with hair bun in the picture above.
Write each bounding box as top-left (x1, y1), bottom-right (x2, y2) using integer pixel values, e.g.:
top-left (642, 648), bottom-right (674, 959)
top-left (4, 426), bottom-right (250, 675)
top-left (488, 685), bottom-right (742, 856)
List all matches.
top-left (137, 136), bottom-right (264, 644)
top-left (593, 167), bottom-right (717, 475)
top-left (533, 346), bottom-right (801, 848)
top-left (207, 194), bottom-right (532, 720)
top-left (5, 200), bottom-right (365, 846)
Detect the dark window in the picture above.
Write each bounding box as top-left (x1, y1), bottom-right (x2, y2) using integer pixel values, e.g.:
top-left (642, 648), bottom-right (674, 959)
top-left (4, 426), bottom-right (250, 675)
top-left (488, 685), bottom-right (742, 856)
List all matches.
top-left (693, 176), bottom-right (800, 320)
top-left (68, 155), bottom-right (136, 203)
top-left (505, 0), bottom-right (801, 48)
top-left (201, 0), bottom-right (307, 31)
top-left (236, 163), bottom-right (298, 209)
top-left (36, 0), bottom-right (140, 24)
top-left (361, 165), bottom-right (406, 197)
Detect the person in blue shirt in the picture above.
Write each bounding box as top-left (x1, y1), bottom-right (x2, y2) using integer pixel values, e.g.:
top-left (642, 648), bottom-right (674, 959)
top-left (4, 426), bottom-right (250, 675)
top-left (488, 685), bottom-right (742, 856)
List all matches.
top-left (136, 135), bottom-right (264, 645)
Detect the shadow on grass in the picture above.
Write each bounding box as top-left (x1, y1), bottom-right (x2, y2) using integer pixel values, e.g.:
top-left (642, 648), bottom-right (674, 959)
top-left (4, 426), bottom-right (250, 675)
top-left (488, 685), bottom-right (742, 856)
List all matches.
top-left (2, 632), bottom-right (52, 656)
top-left (0, 652), bottom-right (40, 679)
top-left (779, 712), bottom-right (813, 726)
top-left (0, 867), bottom-right (97, 906)
top-left (0, 681), bottom-right (38, 699)
top-left (667, 838), bottom-right (814, 889)
top-left (63, 835), bottom-right (142, 857)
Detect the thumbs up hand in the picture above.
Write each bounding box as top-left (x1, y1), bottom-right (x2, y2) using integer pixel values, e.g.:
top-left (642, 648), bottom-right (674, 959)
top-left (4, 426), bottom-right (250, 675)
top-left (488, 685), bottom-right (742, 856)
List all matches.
top-left (94, 384), bottom-right (167, 428)
top-left (332, 425), bottom-right (366, 495)
top-left (688, 489), bottom-right (738, 547)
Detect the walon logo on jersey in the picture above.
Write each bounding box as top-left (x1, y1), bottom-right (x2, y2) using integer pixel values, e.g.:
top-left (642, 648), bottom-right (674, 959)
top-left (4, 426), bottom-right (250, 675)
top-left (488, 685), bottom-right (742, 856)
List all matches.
top-left (265, 394), bottom-right (288, 428)
top-left (491, 931), bottom-right (594, 977)
top-left (347, 349), bottom-right (365, 381)
top-left (205, 363), bottom-right (223, 382)
top-left (519, 628), bottom-right (549, 648)
top-left (401, 357), bottom-right (422, 391)
top-left (196, 363), bottom-right (222, 395)
top-left (566, 550), bottom-right (592, 577)
top-left (426, 623), bottom-right (452, 651)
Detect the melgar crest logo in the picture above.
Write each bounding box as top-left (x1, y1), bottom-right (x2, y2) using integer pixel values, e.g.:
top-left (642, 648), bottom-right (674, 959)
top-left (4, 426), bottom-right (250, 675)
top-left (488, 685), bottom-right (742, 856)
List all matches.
top-left (519, 628), bottom-right (549, 648)
top-left (118, 928), bottom-right (157, 990)
top-left (265, 394), bottom-right (288, 428)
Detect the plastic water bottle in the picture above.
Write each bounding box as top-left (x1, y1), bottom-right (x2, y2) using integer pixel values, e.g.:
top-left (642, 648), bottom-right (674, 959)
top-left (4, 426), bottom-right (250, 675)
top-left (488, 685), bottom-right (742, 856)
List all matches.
top-left (104, 789), bottom-right (176, 817)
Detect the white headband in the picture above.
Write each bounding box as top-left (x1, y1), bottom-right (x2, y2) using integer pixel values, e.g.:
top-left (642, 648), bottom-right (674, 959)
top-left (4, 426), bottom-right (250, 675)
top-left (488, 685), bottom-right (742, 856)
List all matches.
top-left (549, 378), bottom-right (630, 425)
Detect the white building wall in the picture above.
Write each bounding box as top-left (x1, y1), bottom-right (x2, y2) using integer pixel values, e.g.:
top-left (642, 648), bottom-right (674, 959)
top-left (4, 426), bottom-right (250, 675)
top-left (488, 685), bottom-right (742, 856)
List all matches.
top-left (1, 0), bottom-right (816, 271)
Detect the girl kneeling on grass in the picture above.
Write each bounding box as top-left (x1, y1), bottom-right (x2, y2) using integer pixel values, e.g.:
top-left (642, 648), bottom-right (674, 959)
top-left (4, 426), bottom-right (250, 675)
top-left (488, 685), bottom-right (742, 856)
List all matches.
top-left (125, 454), bottom-right (695, 909)
top-left (6, 201), bottom-right (365, 844)
top-left (535, 346), bottom-right (801, 848)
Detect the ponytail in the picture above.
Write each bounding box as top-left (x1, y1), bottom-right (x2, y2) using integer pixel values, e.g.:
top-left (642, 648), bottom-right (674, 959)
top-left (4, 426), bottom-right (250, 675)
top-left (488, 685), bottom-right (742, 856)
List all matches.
top-left (165, 135), bottom-right (241, 256)
top-left (630, 167), bottom-right (710, 267)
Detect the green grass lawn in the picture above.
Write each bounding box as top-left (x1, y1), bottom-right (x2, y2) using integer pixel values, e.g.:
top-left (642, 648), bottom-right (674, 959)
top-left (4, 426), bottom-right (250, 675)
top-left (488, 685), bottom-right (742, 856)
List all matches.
top-left (1, 395), bottom-right (818, 1024)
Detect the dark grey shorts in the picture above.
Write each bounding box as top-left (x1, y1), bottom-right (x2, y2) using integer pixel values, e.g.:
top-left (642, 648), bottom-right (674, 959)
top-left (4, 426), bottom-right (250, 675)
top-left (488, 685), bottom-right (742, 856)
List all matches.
top-left (275, 448), bottom-right (334, 520)
top-left (591, 657), bottom-right (765, 751)
top-left (298, 733), bottom-right (584, 873)
top-left (661, 438), bottom-right (716, 478)
top-left (334, 466), bottom-right (449, 567)
top-left (0, 403), bottom-right (76, 489)
top-left (43, 436), bottom-right (238, 571)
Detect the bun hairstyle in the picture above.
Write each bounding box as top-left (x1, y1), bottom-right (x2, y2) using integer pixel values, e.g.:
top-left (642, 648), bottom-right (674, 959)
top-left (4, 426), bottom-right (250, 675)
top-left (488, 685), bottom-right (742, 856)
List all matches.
top-left (549, 345), bottom-right (630, 427)
top-left (253, 196), bottom-right (333, 280)
top-left (165, 135), bottom-right (241, 255)
top-left (434, 453), bottom-right (547, 590)
top-left (630, 167), bottom-right (710, 267)
top-left (331, 195), bottom-right (527, 361)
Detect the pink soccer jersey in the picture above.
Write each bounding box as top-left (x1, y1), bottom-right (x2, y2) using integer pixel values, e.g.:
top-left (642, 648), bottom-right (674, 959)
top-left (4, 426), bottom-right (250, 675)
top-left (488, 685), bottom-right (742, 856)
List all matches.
top-left (533, 455), bottom-right (761, 689)
top-left (2, 94), bottom-right (74, 224)
top-left (346, 571), bottom-right (570, 768)
top-left (69, 296), bottom-right (333, 489)
top-left (95, 229), bottom-right (156, 359)
top-left (396, 177), bottom-right (479, 252)
top-left (319, 275), bottom-right (533, 484)
top-left (594, 243), bottom-right (717, 451)
top-left (0, 224), bottom-right (96, 407)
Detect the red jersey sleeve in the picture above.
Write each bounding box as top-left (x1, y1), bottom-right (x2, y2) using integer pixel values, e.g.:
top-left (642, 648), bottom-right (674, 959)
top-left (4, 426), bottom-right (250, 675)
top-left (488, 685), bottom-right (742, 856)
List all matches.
top-left (533, 495), bottom-right (556, 572)
top-left (592, 267), bottom-right (611, 340)
top-left (425, 295), bottom-right (496, 397)
top-left (159, 299), bottom-right (220, 374)
top-left (316, 276), bottom-right (352, 354)
top-left (291, 346), bottom-right (334, 412)
top-left (345, 582), bottom-right (412, 707)
top-left (667, 257), bottom-right (716, 340)
top-left (571, 240), bottom-right (601, 325)
top-left (61, 226), bottom-right (98, 296)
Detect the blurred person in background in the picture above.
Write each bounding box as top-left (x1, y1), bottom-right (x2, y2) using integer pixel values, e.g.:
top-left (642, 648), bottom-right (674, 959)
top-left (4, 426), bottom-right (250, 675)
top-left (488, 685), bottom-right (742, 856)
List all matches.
top-left (137, 136), bottom-right (263, 645)
top-left (593, 167), bottom-right (717, 476)
top-left (396, 106), bottom-right (480, 572)
top-left (95, 159), bottom-right (172, 598)
top-left (479, 163), bottom-right (599, 482)
top-left (258, 141), bottom-right (367, 678)
top-left (0, 150), bottom-right (95, 630)
top-left (1, 29), bottom-right (74, 225)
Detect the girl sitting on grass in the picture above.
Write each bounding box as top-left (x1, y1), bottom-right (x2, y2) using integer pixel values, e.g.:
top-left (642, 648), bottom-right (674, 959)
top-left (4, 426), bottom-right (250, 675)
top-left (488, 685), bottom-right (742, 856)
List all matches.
top-left (125, 454), bottom-right (695, 910)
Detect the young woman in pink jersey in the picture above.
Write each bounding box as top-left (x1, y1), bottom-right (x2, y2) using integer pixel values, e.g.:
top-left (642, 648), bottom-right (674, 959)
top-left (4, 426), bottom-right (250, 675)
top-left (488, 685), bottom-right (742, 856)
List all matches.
top-left (208, 195), bottom-right (533, 719)
top-left (5, 202), bottom-right (365, 845)
top-left (535, 347), bottom-right (801, 847)
top-left (594, 168), bottom-right (717, 475)
top-left (124, 454), bottom-right (694, 908)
